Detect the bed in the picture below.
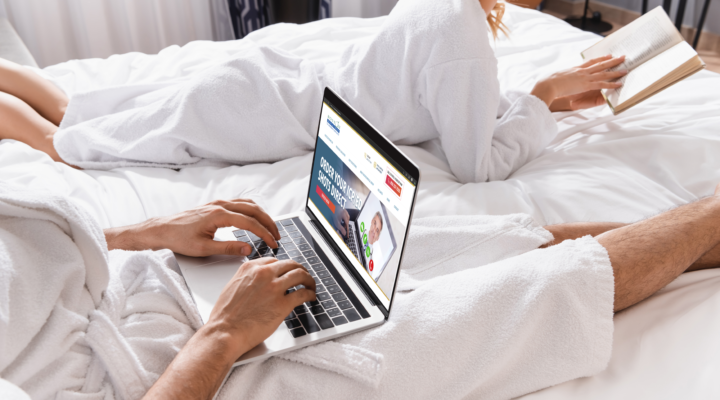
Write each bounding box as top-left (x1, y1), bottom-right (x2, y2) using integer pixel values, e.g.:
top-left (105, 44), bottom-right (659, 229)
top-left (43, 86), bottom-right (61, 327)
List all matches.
top-left (2, 5), bottom-right (720, 399)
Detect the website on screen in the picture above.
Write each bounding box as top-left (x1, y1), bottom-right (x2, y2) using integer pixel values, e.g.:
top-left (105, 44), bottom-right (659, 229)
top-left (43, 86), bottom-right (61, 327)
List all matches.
top-left (307, 101), bottom-right (416, 309)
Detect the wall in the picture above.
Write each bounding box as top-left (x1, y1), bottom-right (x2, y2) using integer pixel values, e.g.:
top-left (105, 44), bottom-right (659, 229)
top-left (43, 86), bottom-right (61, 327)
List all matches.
top-left (332, 0), bottom-right (398, 18)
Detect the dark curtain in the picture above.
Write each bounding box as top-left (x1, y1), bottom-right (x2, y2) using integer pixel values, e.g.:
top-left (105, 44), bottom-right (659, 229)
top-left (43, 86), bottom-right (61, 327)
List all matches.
top-left (228, 0), bottom-right (333, 39)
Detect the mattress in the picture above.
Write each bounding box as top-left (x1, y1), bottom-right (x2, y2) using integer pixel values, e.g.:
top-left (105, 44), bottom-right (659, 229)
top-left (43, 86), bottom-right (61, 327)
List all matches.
top-left (1, 5), bottom-right (719, 399)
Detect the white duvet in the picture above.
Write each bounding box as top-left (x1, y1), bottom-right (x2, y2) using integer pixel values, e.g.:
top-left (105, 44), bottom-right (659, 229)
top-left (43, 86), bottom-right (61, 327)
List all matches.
top-left (1, 4), bottom-right (720, 399)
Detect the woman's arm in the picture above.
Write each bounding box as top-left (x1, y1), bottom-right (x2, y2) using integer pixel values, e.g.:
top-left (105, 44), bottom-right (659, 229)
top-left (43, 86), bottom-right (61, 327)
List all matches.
top-left (422, 55), bottom-right (626, 183)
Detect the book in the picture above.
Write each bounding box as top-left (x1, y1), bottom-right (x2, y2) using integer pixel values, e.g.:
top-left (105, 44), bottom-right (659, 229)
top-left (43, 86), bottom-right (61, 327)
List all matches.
top-left (581, 6), bottom-right (705, 114)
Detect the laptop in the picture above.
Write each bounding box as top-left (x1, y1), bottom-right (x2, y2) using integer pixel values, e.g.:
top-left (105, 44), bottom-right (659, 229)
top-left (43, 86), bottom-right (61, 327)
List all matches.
top-left (175, 87), bottom-right (420, 366)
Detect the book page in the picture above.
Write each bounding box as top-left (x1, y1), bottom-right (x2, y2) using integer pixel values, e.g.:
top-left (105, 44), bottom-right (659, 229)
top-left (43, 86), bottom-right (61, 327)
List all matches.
top-left (583, 7), bottom-right (681, 71)
top-left (604, 41), bottom-right (697, 106)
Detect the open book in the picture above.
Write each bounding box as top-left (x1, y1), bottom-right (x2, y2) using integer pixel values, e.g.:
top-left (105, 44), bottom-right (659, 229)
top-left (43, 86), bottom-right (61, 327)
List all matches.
top-left (582, 6), bottom-right (705, 114)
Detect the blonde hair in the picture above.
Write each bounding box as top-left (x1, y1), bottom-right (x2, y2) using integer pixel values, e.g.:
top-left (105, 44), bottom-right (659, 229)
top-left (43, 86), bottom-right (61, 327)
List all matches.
top-left (486, 1), bottom-right (509, 39)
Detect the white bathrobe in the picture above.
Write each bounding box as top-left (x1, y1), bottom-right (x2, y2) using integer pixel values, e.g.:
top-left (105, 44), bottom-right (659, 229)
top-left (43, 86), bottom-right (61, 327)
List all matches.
top-left (52, 0), bottom-right (557, 183)
top-left (0, 184), bottom-right (614, 399)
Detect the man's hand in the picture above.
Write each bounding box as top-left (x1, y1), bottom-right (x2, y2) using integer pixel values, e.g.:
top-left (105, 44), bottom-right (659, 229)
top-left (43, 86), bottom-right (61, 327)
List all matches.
top-left (205, 257), bottom-right (317, 358)
top-left (144, 258), bottom-right (316, 399)
top-left (105, 199), bottom-right (280, 256)
top-left (531, 55), bottom-right (627, 107)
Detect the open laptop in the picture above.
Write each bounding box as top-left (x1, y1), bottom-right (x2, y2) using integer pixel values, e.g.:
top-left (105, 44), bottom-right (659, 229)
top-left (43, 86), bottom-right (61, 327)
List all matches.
top-left (175, 87), bottom-right (420, 366)
top-left (345, 192), bottom-right (397, 282)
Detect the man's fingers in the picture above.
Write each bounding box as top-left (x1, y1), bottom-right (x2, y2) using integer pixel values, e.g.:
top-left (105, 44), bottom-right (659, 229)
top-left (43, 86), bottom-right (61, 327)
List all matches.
top-left (273, 259), bottom-right (307, 277)
top-left (279, 268), bottom-right (316, 293)
top-left (202, 239), bottom-right (253, 257)
top-left (578, 54), bottom-right (612, 68)
top-left (285, 287), bottom-right (317, 307)
top-left (215, 209), bottom-right (278, 248)
top-left (586, 55), bottom-right (625, 73)
top-left (222, 201), bottom-right (281, 241)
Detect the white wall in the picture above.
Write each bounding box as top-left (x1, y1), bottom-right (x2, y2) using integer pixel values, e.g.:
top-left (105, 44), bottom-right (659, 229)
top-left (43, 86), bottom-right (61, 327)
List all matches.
top-left (332, 0), bottom-right (398, 18)
top-left (592, 0), bottom-right (720, 34)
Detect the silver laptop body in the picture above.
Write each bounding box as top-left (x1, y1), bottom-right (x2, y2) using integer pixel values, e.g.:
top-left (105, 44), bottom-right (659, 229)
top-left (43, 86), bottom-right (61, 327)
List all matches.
top-left (176, 88), bottom-right (421, 367)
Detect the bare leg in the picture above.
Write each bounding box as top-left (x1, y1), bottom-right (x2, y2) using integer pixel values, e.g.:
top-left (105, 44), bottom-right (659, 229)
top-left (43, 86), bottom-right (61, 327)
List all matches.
top-left (541, 222), bottom-right (628, 248)
top-left (542, 185), bottom-right (720, 312)
top-left (0, 58), bottom-right (68, 125)
top-left (543, 187), bottom-right (720, 274)
top-left (0, 91), bottom-right (64, 163)
top-left (544, 221), bottom-right (720, 273)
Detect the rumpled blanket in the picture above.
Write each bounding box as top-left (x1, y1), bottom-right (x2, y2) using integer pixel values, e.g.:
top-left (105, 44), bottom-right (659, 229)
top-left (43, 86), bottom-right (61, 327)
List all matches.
top-left (0, 185), bottom-right (615, 399)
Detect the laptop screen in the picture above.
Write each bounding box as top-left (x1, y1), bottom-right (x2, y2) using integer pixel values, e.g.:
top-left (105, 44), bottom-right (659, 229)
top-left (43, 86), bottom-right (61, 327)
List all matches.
top-left (306, 95), bottom-right (417, 310)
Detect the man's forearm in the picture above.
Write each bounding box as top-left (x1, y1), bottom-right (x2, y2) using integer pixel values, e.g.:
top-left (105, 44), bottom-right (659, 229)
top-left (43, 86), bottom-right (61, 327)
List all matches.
top-left (104, 220), bottom-right (160, 251)
top-left (143, 325), bottom-right (247, 400)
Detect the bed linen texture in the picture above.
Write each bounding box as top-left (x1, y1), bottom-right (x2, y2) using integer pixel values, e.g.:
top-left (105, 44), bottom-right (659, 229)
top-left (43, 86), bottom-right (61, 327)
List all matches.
top-left (1, 4), bottom-right (720, 399)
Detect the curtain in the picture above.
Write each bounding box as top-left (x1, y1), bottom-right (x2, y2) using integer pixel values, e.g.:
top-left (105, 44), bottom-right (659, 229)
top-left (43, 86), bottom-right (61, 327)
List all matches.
top-left (0, 0), bottom-right (228, 68)
top-left (0, 0), bottom-right (401, 68)
top-left (226, 0), bottom-right (333, 39)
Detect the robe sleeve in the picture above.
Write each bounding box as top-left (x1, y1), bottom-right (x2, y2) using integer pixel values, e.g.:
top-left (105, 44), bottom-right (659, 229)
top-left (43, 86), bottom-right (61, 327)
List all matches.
top-left (422, 59), bottom-right (557, 183)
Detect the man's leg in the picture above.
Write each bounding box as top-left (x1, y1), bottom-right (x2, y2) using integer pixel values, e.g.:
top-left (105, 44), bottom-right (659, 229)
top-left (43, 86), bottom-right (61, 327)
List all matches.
top-left (543, 187), bottom-right (720, 312)
top-left (598, 194), bottom-right (720, 311)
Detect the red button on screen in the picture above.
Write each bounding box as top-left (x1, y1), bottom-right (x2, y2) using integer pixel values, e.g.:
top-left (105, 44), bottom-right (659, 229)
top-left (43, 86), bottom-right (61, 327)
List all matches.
top-left (369, 259), bottom-right (374, 271)
top-left (385, 175), bottom-right (402, 197)
top-left (316, 185), bottom-right (335, 213)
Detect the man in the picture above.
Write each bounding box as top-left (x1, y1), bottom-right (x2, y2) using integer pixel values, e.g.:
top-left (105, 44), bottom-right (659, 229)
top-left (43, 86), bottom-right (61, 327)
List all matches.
top-left (85, 185), bottom-right (720, 399)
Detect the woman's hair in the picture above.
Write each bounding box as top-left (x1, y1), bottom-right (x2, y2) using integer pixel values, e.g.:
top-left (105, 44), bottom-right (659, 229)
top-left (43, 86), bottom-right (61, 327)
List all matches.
top-left (486, 1), bottom-right (509, 39)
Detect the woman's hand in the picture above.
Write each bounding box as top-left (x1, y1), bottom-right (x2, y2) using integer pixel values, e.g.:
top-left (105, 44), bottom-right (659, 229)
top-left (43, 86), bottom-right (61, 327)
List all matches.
top-left (549, 90), bottom-right (607, 112)
top-left (530, 55), bottom-right (628, 108)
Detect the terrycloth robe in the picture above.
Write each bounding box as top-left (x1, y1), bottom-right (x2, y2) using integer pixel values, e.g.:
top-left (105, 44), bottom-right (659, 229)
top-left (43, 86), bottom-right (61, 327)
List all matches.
top-left (51, 0), bottom-right (557, 183)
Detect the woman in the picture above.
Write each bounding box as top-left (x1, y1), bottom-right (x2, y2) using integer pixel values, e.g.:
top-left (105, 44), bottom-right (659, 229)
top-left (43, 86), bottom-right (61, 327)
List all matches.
top-left (0, 0), bottom-right (625, 182)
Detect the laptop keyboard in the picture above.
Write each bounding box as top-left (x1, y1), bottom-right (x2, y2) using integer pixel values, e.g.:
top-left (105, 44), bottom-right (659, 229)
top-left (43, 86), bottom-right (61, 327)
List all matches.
top-left (232, 218), bottom-right (365, 338)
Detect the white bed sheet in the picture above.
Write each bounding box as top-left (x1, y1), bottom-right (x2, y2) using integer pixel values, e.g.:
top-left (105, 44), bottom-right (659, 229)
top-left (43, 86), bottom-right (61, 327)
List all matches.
top-left (1, 5), bottom-right (720, 399)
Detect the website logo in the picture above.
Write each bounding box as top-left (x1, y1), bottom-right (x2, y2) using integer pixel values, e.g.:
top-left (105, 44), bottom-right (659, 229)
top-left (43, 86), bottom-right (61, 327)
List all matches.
top-left (364, 153), bottom-right (372, 164)
top-left (327, 115), bottom-right (340, 134)
top-left (385, 170), bottom-right (403, 198)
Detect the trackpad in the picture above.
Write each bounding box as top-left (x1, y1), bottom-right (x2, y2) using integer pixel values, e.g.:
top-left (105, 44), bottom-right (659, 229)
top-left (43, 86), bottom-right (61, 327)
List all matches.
top-left (177, 254), bottom-right (245, 324)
